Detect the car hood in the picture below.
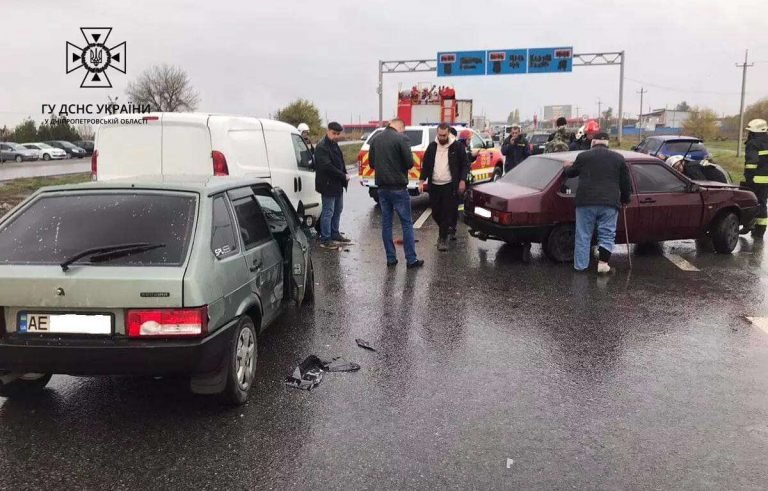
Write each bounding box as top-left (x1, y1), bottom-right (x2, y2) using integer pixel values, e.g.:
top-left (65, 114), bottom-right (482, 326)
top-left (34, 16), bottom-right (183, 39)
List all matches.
top-left (695, 180), bottom-right (737, 188)
top-left (0, 265), bottom-right (185, 309)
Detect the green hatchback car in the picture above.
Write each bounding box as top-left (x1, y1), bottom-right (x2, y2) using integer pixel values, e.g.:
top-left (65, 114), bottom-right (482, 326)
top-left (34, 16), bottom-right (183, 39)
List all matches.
top-left (0, 176), bottom-right (314, 405)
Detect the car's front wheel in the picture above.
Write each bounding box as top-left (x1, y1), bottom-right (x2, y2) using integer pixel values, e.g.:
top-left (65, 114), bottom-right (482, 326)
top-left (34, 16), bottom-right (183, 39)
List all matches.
top-left (711, 212), bottom-right (740, 254)
top-left (221, 316), bottom-right (258, 405)
top-left (0, 373), bottom-right (53, 397)
top-left (43, 153), bottom-right (51, 161)
top-left (303, 258), bottom-right (315, 305)
top-left (492, 166), bottom-right (503, 181)
top-left (15, 155), bottom-right (23, 163)
top-left (543, 223), bottom-right (575, 263)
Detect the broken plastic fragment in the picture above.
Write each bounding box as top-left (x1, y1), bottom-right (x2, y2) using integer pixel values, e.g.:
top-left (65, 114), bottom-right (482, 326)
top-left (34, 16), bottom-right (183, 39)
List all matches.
top-left (322, 357), bottom-right (361, 373)
top-left (285, 355), bottom-right (325, 391)
top-left (355, 338), bottom-right (376, 352)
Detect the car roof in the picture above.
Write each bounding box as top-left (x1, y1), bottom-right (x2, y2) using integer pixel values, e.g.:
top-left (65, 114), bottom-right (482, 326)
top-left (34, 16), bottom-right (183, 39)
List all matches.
top-left (36, 175), bottom-right (271, 196)
top-left (535, 150), bottom-right (660, 161)
top-left (647, 135), bottom-right (702, 142)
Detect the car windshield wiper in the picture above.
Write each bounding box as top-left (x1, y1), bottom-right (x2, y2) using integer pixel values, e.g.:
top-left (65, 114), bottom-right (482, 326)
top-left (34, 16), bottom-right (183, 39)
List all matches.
top-left (60, 242), bottom-right (165, 272)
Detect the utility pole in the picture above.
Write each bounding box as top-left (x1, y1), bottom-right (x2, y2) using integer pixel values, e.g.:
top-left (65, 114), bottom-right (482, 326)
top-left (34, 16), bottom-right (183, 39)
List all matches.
top-left (596, 98), bottom-right (603, 128)
top-left (637, 88), bottom-right (647, 129)
top-left (736, 49), bottom-right (753, 158)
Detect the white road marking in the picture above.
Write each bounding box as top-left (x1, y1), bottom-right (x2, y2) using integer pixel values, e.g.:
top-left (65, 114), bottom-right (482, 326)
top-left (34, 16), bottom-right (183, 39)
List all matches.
top-left (414, 208), bottom-right (432, 229)
top-left (663, 253), bottom-right (700, 271)
top-left (746, 317), bottom-right (768, 335)
top-left (506, 458), bottom-right (515, 469)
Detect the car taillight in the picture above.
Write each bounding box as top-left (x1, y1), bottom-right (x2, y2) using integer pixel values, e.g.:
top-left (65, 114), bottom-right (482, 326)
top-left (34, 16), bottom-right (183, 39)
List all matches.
top-left (126, 307), bottom-right (208, 338)
top-left (492, 210), bottom-right (523, 225)
top-left (90, 149), bottom-right (98, 180)
top-left (212, 150), bottom-right (229, 176)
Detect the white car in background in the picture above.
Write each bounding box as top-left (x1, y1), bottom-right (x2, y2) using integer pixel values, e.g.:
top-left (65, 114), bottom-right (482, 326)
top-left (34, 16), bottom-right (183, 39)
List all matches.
top-left (22, 143), bottom-right (67, 161)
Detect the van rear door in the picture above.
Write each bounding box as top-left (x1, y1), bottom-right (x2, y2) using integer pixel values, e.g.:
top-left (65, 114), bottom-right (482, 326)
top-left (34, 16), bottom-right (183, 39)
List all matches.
top-left (95, 116), bottom-right (163, 180)
top-left (161, 113), bottom-right (214, 175)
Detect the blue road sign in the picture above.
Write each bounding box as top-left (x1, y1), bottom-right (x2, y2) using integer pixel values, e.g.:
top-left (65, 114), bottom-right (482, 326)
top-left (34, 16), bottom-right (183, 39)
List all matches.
top-left (527, 47), bottom-right (573, 74)
top-left (486, 49), bottom-right (528, 75)
top-left (437, 50), bottom-right (486, 77)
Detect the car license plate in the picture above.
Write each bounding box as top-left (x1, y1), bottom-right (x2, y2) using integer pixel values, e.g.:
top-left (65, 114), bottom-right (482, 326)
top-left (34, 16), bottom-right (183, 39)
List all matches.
top-left (475, 206), bottom-right (492, 219)
top-left (18, 312), bottom-right (112, 335)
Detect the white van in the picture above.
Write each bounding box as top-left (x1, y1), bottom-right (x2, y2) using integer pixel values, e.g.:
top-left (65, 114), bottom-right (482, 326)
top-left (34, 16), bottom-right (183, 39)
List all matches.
top-left (93, 113), bottom-right (321, 219)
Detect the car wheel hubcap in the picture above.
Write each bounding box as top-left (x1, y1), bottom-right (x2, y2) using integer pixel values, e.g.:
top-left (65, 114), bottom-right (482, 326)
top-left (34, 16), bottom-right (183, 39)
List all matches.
top-left (235, 328), bottom-right (255, 391)
top-left (726, 217), bottom-right (739, 247)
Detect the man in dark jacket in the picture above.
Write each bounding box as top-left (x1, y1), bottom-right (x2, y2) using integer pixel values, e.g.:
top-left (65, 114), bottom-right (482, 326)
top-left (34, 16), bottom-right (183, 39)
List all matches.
top-left (369, 118), bottom-right (423, 268)
top-left (501, 125), bottom-right (530, 172)
top-left (314, 122), bottom-right (351, 248)
top-left (419, 122), bottom-right (469, 251)
top-left (564, 134), bottom-right (632, 273)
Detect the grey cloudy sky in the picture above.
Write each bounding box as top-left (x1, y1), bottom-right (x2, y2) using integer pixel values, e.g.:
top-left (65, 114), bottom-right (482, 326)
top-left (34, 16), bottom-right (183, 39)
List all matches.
top-left (2, 0), bottom-right (767, 128)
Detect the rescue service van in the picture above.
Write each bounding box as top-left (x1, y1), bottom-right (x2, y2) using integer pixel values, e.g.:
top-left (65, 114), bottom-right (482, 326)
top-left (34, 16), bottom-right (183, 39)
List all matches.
top-left (93, 113), bottom-right (321, 219)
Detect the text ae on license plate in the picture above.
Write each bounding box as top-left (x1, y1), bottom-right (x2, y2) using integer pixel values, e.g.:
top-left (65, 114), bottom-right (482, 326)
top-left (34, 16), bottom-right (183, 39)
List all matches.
top-left (18, 312), bottom-right (112, 335)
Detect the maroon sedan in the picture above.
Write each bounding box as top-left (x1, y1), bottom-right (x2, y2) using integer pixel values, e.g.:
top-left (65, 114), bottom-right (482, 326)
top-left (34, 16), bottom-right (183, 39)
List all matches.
top-left (464, 151), bottom-right (759, 262)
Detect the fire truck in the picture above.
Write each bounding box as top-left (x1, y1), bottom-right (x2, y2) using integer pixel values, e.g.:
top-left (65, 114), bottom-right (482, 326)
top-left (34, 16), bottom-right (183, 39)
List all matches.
top-left (357, 88), bottom-right (504, 203)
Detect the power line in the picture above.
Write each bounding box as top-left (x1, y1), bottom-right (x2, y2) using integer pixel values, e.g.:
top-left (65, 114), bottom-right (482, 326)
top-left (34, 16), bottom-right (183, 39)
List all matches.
top-left (624, 76), bottom-right (748, 96)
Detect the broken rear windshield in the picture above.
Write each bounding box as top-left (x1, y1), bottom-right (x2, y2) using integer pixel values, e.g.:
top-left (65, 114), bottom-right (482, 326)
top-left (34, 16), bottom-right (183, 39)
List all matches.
top-left (0, 192), bottom-right (197, 266)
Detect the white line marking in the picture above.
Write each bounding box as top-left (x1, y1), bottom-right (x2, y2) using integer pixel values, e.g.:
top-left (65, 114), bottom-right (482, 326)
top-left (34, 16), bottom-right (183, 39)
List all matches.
top-left (663, 253), bottom-right (700, 271)
top-left (414, 208), bottom-right (432, 229)
top-left (746, 317), bottom-right (768, 335)
top-left (506, 458), bottom-right (515, 469)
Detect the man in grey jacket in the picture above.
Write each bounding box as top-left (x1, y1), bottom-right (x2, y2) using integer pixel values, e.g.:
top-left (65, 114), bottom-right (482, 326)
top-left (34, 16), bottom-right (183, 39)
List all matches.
top-left (369, 119), bottom-right (423, 268)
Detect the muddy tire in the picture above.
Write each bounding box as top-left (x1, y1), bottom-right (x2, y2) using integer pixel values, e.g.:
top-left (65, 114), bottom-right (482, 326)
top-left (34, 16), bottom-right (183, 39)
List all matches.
top-left (303, 258), bottom-right (315, 305)
top-left (0, 373), bottom-right (52, 397)
top-left (492, 166), bottom-right (503, 182)
top-left (711, 212), bottom-right (739, 254)
top-left (221, 316), bottom-right (258, 406)
top-left (543, 223), bottom-right (575, 263)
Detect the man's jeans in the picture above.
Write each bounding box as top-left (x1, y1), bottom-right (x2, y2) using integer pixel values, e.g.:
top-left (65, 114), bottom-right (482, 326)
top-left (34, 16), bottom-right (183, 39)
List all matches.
top-left (320, 194), bottom-right (343, 243)
top-left (574, 206), bottom-right (618, 271)
top-left (379, 188), bottom-right (418, 264)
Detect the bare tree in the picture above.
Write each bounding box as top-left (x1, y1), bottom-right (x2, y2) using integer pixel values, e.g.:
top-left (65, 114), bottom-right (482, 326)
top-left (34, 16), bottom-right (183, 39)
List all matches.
top-left (126, 64), bottom-right (200, 112)
top-left (76, 124), bottom-right (95, 140)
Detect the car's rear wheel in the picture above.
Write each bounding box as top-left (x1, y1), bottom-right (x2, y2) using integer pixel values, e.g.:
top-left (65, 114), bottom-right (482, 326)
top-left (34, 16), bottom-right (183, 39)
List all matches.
top-left (43, 153), bottom-right (51, 161)
top-left (303, 258), bottom-right (315, 305)
top-left (221, 316), bottom-right (258, 406)
top-left (543, 223), bottom-right (575, 263)
top-left (15, 155), bottom-right (22, 163)
top-left (492, 166), bottom-right (503, 181)
top-left (711, 212), bottom-right (740, 254)
top-left (0, 373), bottom-right (53, 397)
top-left (369, 188), bottom-right (380, 204)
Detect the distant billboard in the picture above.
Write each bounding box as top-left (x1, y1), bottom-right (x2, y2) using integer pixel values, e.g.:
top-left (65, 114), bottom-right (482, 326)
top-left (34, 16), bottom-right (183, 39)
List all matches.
top-left (543, 105), bottom-right (573, 121)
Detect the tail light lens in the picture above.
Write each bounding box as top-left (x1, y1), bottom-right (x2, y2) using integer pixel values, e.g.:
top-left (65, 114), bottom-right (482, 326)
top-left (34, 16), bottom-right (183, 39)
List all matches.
top-left (126, 307), bottom-right (208, 338)
top-left (90, 149), bottom-right (98, 180)
top-left (212, 150), bottom-right (229, 176)
top-left (492, 210), bottom-right (528, 226)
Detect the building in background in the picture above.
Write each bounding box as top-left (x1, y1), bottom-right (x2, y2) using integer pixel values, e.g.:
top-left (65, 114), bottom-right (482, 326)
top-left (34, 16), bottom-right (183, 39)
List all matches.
top-left (543, 105), bottom-right (573, 122)
top-left (638, 109), bottom-right (690, 131)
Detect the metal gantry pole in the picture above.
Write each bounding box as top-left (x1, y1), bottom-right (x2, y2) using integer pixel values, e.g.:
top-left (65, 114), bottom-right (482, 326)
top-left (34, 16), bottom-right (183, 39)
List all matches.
top-left (618, 51), bottom-right (625, 145)
top-left (377, 60), bottom-right (384, 127)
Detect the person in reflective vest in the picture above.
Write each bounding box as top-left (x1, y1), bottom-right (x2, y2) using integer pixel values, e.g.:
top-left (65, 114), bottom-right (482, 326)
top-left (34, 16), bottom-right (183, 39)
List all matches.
top-left (745, 118), bottom-right (768, 239)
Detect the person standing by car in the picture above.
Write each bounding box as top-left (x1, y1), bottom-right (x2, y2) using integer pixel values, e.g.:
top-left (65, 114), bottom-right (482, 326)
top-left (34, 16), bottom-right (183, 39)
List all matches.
top-left (369, 118), bottom-right (424, 268)
top-left (564, 134), bottom-right (632, 273)
top-left (545, 117), bottom-right (570, 153)
top-left (314, 122), bottom-right (351, 248)
top-left (419, 123), bottom-right (469, 251)
top-left (570, 120), bottom-right (600, 151)
top-left (744, 119), bottom-right (768, 239)
top-left (501, 125), bottom-right (530, 172)
top-left (297, 123), bottom-right (315, 155)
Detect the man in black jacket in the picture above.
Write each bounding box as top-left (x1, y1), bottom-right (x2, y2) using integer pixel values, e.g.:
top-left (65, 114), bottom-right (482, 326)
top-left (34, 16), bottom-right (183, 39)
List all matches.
top-left (501, 125), bottom-right (530, 172)
top-left (419, 123), bottom-right (469, 250)
top-left (314, 122), bottom-right (351, 248)
top-left (564, 135), bottom-right (632, 273)
top-left (369, 118), bottom-right (423, 268)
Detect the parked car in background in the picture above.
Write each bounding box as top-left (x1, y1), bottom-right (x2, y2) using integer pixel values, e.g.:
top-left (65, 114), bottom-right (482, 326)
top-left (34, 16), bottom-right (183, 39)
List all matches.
top-left (527, 132), bottom-right (550, 155)
top-left (0, 142), bottom-right (40, 163)
top-left (464, 150), bottom-right (758, 263)
top-left (632, 135), bottom-right (710, 161)
top-left (21, 142), bottom-right (67, 161)
top-left (73, 140), bottom-right (94, 156)
top-left (44, 140), bottom-right (88, 159)
top-left (0, 176), bottom-right (314, 404)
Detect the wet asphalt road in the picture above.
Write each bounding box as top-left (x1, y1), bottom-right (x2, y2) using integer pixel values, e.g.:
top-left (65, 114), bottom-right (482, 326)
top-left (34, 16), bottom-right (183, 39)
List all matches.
top-left (2, 178), bottom-right (768, 490)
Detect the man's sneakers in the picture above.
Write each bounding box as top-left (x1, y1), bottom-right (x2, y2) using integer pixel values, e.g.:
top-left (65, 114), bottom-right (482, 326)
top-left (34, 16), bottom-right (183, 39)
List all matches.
top-left (406, 259), bottom-right (424, 269)
top-left (386, 260), bottom-right (398, 267)
top-left (319, 241), bottom-right (339, 249)
top-left (597, 261), bottom-right (611, 274)
top-left (448, 227), bottom-right (457, 241)
top-left (437, 238), bottom-right (448, 252)
top-left (332, 235), bottom-right (352, 244)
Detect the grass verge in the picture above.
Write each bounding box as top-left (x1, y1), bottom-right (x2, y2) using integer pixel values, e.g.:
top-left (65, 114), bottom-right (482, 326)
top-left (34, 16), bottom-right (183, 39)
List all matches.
top-left (0, 173), bottom-right (91, 210)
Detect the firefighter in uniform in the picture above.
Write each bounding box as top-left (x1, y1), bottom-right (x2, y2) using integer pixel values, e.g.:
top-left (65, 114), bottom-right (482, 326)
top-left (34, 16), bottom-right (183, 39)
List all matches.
top-left (745, 118), bottom-right (768, 239)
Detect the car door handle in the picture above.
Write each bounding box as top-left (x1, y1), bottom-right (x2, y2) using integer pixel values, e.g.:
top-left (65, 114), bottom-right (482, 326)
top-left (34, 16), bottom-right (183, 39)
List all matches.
top-left (639, 197), bottom-right (656, 204)
top-left (249, 259), bottom-right (262, 272)
top-left (298, 177), bottom-right (302, 192)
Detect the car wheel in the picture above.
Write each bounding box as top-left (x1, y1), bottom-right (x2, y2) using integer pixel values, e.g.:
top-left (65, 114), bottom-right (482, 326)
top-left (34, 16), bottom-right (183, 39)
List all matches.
top-left (369, 188), bottom-right (380, 204)
top-left (543, 223), bottom-right (575, 263)
top-left (492, 166), bottom-right (503, 182)
top-left (43, 153), bottom-right (51, 161)
top-left (15, 155), bottom-right (23, 163)
top-left (0, 373), bottom-right (53, 397)
top-left (303, 258), bottom-right (315, 305)
top-left (711, 212), bottom-right (740, 254)
top-left (221, 316), bottom-right (258, 406)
